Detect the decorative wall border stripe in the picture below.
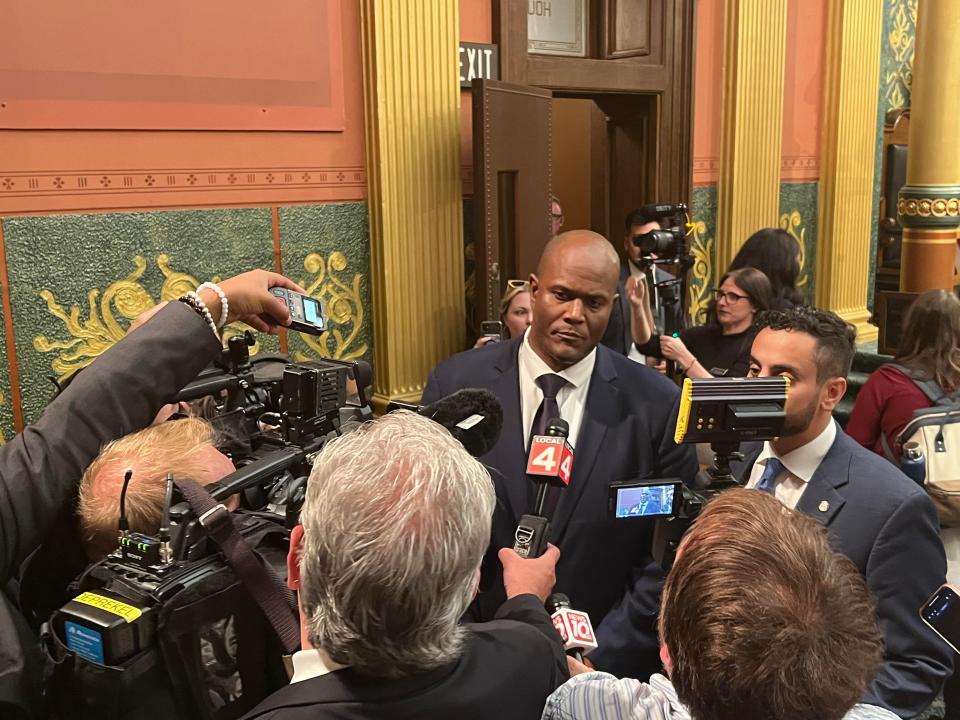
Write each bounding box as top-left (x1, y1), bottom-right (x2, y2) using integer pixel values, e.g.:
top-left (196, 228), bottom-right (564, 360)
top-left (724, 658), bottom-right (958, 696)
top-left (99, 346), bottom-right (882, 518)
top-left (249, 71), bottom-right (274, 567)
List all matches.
top-left (0, 166), bottom-right (367, 198)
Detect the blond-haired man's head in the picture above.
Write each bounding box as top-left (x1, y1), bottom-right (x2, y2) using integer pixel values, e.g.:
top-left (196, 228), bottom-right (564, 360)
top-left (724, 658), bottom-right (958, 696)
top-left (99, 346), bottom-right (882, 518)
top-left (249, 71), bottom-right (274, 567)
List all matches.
top-left (78, 418), bottom-right (235, 559)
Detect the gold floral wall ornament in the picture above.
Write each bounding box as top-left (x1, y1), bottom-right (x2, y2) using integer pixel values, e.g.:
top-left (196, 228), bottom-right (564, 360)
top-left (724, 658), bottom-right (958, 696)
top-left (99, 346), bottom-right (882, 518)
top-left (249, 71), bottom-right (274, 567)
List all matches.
top-left (885, 0), bottom-right (916, 111)
top-left (778, 210), bottom-right (809, 289)
top-left (686, 219), bottom-right (715, 324)
top-left (34, 255), bottom-right (261, 380)
top-left (293, 251), bottom-right (368, 362)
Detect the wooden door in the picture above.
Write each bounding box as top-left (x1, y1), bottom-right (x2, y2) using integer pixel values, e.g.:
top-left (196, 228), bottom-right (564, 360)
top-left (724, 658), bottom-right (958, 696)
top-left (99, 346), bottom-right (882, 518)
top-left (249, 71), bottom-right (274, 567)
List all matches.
top-left (471, 79), bottom-right (553, 329)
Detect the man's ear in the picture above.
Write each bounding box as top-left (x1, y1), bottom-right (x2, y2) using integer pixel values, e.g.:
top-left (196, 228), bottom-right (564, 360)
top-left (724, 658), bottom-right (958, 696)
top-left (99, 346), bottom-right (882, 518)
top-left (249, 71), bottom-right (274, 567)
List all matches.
top-left (660, 644), bottom-right (673, 677)
top-left (287, 524), bottom-right (305, 591)
top-left (821, 376), bottom-right (847, 412)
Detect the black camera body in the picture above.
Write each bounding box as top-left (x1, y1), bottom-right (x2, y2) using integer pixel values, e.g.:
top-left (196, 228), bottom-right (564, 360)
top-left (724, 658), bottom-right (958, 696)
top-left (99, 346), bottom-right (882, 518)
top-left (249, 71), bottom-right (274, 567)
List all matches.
top-left (630, 201), bottom-right (689, 261)
top-left (48, 511), bottom-right (292, 720)
top-left (44, 343), bottom-right (372, 719)
top-left (635, 376), bottom-right (791, 569)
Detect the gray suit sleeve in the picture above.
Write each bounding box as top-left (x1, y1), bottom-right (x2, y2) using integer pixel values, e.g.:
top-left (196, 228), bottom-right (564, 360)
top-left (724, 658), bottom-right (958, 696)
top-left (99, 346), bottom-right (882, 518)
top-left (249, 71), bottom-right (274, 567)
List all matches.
top-left (0, 302), bottom-right (221, 583)
top-left (862, 490), bottom-right (953, 717)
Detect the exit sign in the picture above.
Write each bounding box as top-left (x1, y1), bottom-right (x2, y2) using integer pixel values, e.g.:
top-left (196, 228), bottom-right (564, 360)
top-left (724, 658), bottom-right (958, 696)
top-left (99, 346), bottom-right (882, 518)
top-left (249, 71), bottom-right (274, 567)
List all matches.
top-left (459, 42), bottom-right (499, 88)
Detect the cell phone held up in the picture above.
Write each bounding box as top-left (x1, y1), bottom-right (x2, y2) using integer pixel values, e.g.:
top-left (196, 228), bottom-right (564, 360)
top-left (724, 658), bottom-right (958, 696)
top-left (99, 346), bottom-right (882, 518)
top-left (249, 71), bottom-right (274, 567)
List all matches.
top-left (270, 288), bottom-right (327, 336)
top-left (480, 321), bottom-right (504, 342)
top-left (921, 583), bottom-right (960, 655)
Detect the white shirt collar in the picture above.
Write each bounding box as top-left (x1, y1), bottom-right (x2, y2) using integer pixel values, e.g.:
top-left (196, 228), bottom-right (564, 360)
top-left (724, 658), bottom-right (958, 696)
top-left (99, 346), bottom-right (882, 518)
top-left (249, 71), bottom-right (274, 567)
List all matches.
top-left (758, 419), bottom-right (837, 483)
top-left (289, 647), bottom-right (348, 684)
top-left (519, 328), bottom-right (597, 390)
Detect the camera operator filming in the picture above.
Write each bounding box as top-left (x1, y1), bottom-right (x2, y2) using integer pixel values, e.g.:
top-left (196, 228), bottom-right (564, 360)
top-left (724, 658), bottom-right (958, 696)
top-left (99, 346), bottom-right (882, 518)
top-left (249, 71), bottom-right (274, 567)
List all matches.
top-left (0, 269), bottom-right (304, 720)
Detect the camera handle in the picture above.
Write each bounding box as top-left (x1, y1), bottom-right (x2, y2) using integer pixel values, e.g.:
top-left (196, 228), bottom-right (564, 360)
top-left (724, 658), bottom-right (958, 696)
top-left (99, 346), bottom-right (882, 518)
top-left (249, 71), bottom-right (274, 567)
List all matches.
top-left (694, 441), bottom-right (745, 493)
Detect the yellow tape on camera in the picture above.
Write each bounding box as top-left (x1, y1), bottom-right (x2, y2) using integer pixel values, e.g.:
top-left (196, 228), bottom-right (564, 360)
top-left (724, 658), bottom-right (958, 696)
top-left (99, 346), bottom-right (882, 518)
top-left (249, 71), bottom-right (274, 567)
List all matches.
top-left (73, 592), bottom-right (143, 623)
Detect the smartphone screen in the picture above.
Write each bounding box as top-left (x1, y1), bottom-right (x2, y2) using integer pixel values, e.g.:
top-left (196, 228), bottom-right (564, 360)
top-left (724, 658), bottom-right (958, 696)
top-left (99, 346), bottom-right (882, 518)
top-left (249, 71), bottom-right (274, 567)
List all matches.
top-left (611, 481), bottom-right (679, 519)
top-left (303, 297), bottom-right (321, 326)
top-left (921, 584), bottom-right (960, 654)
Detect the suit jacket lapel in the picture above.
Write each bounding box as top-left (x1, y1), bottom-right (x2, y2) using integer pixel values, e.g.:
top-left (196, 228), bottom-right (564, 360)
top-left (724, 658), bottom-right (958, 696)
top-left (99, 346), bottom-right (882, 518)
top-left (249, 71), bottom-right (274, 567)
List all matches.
top-left (796, 433), bottom-right (850, 527)
top-left (550, 350), bottom-right (617, 542)
top-left (486, 338), bottom-right (527, 524)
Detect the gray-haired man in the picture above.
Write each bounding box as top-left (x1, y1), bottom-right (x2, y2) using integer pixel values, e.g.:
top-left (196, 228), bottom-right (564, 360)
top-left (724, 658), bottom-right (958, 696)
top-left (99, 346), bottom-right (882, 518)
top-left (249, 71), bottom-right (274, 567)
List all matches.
top-left (242, 411), bottom-right (569, 720)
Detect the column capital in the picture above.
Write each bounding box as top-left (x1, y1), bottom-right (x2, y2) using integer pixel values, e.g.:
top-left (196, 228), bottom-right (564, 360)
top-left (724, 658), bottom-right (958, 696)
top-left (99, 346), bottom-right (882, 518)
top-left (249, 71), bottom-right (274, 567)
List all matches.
top-left (897, 184), bottom-right (960, 228)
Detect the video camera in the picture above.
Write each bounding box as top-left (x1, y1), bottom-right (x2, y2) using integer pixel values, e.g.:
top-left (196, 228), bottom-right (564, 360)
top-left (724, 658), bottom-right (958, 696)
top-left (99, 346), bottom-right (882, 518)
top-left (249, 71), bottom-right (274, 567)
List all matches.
top-left (44, 331), bottom-right (374, 720)
top-left (630, 202), bottom-right (689, 262)
top-left (611, 376), bottom-right (790, 569)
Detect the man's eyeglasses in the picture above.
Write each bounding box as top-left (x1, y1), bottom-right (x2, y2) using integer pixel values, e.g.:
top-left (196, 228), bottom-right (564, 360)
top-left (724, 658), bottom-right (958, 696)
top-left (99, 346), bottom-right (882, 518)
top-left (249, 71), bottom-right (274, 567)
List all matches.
top-left (713, 289), bottom-right (749, 304)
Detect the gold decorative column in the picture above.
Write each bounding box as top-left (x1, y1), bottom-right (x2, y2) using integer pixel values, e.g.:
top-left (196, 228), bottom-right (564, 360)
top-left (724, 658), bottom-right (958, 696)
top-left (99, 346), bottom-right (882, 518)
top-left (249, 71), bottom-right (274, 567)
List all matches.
top-left (897, 0), bottom-right (960, 293)
top-left (715, 0), bottom-right (787, 276)
top-left (360, 0), bottom-right (464, 409)
top-left (815, 0), bottom-right (882, 341)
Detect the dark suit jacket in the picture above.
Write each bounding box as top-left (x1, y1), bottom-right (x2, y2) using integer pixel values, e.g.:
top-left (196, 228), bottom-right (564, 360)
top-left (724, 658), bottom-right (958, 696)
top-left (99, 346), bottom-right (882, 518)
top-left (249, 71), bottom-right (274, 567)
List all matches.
top-left (422, 338), bottom-right (698, 678)
top-left (0, 302), bottom-right (220, 719)
top-left (241, 594), bottom-right (568, 720)
top-left (736, 429), bottom-right (953, 719)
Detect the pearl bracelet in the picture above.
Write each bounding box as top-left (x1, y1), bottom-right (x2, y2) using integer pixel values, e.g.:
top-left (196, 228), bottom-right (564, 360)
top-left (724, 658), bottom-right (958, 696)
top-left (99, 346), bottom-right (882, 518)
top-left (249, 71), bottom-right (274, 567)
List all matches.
top-left (198, 281), bottom-right (229, 328)
top-left (179, 292), bottom-right (220, 340)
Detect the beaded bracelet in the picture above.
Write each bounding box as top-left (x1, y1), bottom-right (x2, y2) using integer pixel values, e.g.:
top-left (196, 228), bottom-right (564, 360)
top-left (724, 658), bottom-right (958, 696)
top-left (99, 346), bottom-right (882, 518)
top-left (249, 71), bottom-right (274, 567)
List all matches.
top-left (178, 292), bottom-right (220, 340)
top-left (198, 281), bottom-right (229, 328)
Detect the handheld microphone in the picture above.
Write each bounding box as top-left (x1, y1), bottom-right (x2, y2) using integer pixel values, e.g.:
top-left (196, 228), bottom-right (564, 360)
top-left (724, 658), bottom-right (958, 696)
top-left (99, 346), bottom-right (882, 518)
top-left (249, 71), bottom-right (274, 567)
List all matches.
top-left (513, 418), bottom-right (574, 558)
top-left (418, 388), bottom-right (504, 458)
top-left (526, 418), bottom-right (574, 498)
top-left (546, 593), bottom-right (598, 662)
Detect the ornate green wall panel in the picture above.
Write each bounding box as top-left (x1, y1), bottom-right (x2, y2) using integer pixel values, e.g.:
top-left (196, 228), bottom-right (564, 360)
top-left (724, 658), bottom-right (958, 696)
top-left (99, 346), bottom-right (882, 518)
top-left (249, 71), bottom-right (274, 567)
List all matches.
top-left (2, 209), bottom-right (277, 423)
top-left (277, 203), bottom-right (373, 365)
top-left (870, 0), bottom-right (916, 308)
top-left (688, 185), bottom-right (718, 324)
top-left (778, 181), bottom-right (818, 302)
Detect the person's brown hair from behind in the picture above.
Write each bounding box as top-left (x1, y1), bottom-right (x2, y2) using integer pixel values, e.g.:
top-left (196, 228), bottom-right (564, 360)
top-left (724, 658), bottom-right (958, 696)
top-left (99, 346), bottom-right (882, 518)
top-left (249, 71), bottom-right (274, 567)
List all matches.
top-left (896, 288), bottom-right (960, 392)
top-left (659, 488), bottom-right (883, 720)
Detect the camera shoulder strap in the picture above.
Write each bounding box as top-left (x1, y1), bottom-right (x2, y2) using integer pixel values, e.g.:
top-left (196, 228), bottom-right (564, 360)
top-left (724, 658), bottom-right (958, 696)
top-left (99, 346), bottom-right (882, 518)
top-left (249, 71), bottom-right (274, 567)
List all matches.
top-left (173, 478), bottom-right (301, 654)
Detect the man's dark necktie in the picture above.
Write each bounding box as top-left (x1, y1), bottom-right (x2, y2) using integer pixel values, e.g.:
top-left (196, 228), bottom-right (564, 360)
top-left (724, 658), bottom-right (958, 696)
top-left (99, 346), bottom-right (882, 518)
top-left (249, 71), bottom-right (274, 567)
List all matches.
top-left (530, 373), bottom-right (568, 516)
top-left (755, 457), bottom-right (785, 495)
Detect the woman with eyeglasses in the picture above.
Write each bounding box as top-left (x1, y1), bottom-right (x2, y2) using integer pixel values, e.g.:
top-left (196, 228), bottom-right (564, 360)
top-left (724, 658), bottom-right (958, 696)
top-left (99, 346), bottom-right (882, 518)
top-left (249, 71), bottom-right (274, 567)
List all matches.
top-left (473, 280), bottom-right (532, 348)
top-left (633, 267), bottom-right (773, 378)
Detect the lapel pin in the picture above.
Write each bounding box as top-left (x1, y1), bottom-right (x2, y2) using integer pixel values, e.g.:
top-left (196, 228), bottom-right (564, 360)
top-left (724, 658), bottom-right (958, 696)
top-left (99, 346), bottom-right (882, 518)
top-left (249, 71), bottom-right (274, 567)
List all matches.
top-left (818, 500), bottom-right (829, 513)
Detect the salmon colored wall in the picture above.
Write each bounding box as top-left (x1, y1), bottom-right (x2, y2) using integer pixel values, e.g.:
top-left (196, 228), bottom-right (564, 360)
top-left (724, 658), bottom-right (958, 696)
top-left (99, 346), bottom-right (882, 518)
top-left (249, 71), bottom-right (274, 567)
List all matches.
top-left (692, 0), bottom-right (723, 186)
top-left (0, 0), bottom-right (366, 215)
top-left (781, 0), bottom-right (826, 181)
top-left (693, 0), bottom-right (827, 187)
top-left (459, 0), bottom-right (493, 195)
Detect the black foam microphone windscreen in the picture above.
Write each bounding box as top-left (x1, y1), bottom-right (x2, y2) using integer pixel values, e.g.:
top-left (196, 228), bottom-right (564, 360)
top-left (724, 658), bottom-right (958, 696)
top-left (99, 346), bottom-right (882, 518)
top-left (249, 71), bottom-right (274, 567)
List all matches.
top-left (420, 388), bottom-right (503, 458)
